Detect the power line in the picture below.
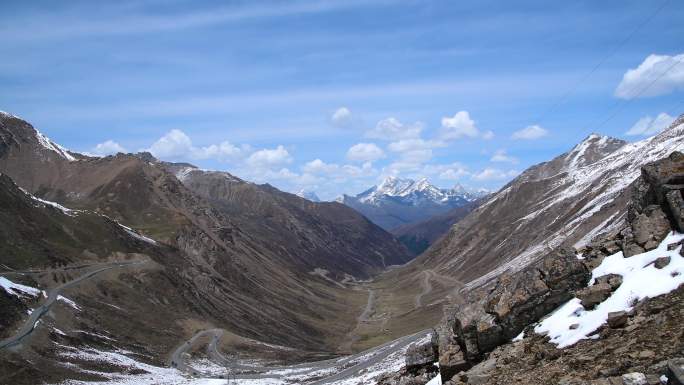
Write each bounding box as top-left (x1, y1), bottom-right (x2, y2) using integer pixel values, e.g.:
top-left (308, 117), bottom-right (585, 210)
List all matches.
top-left (533, 0), bottom-right (671, 125)
top-left (591, 55), bottom-right (683, 132)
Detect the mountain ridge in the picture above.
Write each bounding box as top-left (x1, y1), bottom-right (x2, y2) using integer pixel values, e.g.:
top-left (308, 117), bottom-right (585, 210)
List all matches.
top-left (338, 176), bottom-right (488, 230)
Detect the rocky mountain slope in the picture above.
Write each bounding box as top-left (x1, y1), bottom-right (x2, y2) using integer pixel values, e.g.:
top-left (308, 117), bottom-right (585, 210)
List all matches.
top-left (0, 110), bottom-right (414, 384)
top-left (386, 150), bottom-right (684, 385)
top-left (338, 177), bottom-right (486, 230)
top-left (421, 121), bottom-right (684, 288)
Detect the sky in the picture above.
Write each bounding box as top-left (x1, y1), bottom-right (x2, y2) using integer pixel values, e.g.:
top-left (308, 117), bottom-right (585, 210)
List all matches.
top-left (1, 0), bottom-right (684, 200)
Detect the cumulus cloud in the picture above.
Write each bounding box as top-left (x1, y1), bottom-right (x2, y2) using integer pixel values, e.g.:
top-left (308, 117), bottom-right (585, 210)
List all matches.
top-left (147, 129), bottom-right (194, 159)
top-left (246, 145), bottom-right (292, 168)
top-left (302, 159), bottom-right (376, 181)
top-left (481, 130), bottom-right (495, 140)
top-left (385, 138), bottom-right (445, 172)
top-left (196, 141), bottom-right (251, 161)
top-left (440, 111), bottom-right (479, 140)
top-left (422, 162), bottom-right (470, 181)
top-left (365, 117), bottom-right (423, 141)
top-left (472, 168), bottom-right (519, 181)
top-left (490, 149), bottom-right (518, 164)
top-left (92, 140), bottom-right (127, 156)
top-left (625, 113), bottom-right (675, 136)
top-left (147, 129), bottom-right (250, 162)
top-left (331, 107), bottom-right (353, 128)
top-left (346, 142), bottom-right (385, 162)
top-left (512, 125), bottom-right (548, 140)
top-left (615, 53), bottom-right (684, 99)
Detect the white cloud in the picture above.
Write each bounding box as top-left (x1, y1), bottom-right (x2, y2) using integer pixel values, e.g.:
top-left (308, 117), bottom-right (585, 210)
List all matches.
top-left (625, 113), bottom-right (675, 136)
top-left (511, 125), bottom-right (548, 140)
top-left (481, 130), bottom-right (495, 140)
top-left (365, 117), bottom-right (423, 141)
top-left (92, 140), bottom-right (127, 156)
top-left (346, 142), bottom-right (385, 162)
top-left (385, 138), bottom-right (444, 172)
top-left (472, 168), bottom-right (519, 181)
top-left (615, 53), bottom-right (684, 99)
top-left (331, 107), bottom-right (353, 128)
top-left (490, 149), bottom-right (518, 164)
top-left (422, 162), bottom-right (470, 181)
top-left (246, 145), bottom-right (292, 168)
top-left (147, 129), bottom-right (251, 162)
top-left (148, 129), bottom-right (194, 159)
top-left (195, 141), bottom-right (251, 161)
top-left (440, 111), bottom-right (478, 140)
top-left (302, 159), bottom-right (377, 182)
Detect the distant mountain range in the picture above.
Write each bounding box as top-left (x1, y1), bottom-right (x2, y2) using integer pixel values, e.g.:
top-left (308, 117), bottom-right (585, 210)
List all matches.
top-left (336, 176), bottom-right (489, 230)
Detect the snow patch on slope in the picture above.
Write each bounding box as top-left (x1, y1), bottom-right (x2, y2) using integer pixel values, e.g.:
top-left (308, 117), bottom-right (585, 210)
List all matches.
top-left (115, 222), bottom-right (157, 245)
top-left (34, 129), bottom-right (77, 162)
top-left (0, 277), bottom-right (41, 298)
top-left (535, 232), bottom-right (684, 348)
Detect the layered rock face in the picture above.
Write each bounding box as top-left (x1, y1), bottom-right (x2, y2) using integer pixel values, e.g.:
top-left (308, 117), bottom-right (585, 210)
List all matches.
top-left (437, 248), bottom-right (590, 380)
top-left (431, 151), bottom-right (684, 383)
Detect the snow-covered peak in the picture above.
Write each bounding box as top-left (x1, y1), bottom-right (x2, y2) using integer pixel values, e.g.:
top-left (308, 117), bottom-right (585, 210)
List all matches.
top-left (564, 134), bottom-right (625, 173)
top-left (356, 176), bottom-right (481, 206)
top-left (296, 189), bottom-right (320, 202)
top-left (0, 110), bottom-right (21, 120)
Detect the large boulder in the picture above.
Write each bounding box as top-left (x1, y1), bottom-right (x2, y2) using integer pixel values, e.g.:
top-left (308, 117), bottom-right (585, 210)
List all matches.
top-left (405, 330), bottom-right (439, 372)
top-left (631, 151), bottom-right (684, 234)
top-left (576, 282), bottom-right (613, 309)
top-left (630, 205), bottom-right (671, 250)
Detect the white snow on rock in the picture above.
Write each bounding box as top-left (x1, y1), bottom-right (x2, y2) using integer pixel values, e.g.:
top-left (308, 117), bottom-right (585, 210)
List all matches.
top-left (535, 232), bottom-right (684, 348)
top-left (32, 196), bottom-right (78, 216)
top-left (0, 276), bottom-right (41, 298)
top-left (57, 295), bottom-right (81, 311)
top-left (34, 128), bottom-right (77, 162)
top-left (426, 369), bottom-right (442, 385)
top-left (175, 167), bottom-right (195, 182)
top-left (114, 222), bottom-right (157, 245)
top-left (56, 348), bottom-right (226, 385)
top-left (17, 186), bottom-right (79, 216)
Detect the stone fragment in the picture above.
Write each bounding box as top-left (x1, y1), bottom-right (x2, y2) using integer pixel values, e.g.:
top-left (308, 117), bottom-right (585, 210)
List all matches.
top-left (607, 311), bottom-right (628, 328)
top-left (596, 274), bottom-right (623, 290)
top-left (406, 330), bottom-right (438, 371)
top-left (631, 205), bottom-right (670, 249)
top-left (644, 374), bottom-right (661, 385)
top-left (653, 256), bottom-right (671, 269)
top-left (577, 283), bottom-right (613, 309)
top-left (621, 372), bottom-right (647, 385)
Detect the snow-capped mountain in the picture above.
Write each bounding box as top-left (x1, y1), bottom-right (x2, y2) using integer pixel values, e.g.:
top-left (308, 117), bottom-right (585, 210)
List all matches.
top-left (296, 189), bottom-right (321, 202)
top-left (418, 115), bottom-right (684, 290)
top-left (339, 177), bottom-right (488, 230)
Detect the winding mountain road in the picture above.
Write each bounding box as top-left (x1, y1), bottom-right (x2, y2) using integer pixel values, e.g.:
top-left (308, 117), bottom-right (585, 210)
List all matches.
top-left (0, 260), bottom-right (146, 350)
top-left (169, 327), bottom-right (431, 384)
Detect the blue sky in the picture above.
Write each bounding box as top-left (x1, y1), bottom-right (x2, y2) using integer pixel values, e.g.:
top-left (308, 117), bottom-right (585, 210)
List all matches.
top-left (1, 0), bottom-right (683, 199)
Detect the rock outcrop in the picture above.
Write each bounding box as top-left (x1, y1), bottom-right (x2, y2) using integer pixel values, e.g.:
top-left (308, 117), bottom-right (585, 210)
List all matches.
top-left (437, 248), bottom-right (590, 380)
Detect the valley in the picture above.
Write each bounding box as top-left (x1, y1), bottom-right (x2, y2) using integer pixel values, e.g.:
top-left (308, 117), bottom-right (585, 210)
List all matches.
top-left (1, 110), bottom-right (684, 385)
